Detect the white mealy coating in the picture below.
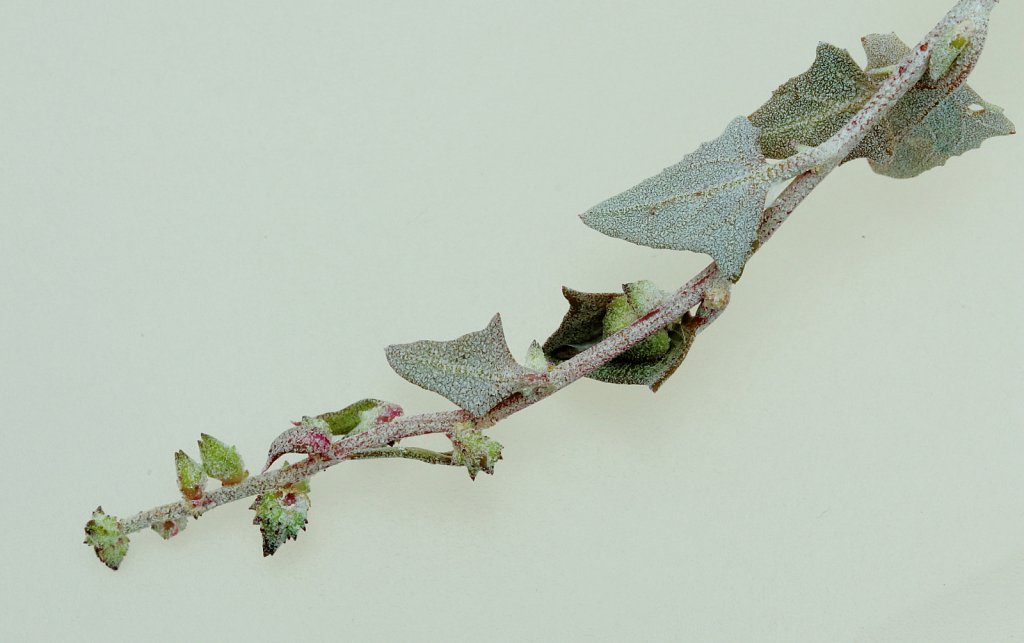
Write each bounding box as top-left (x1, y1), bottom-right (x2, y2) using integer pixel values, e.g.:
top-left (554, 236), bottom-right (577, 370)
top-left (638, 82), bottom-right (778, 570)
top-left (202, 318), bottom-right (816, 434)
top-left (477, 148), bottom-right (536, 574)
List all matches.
top-left (580, 116), bottom-right (770, 280)
top-left (749, 43), bottom-right (876, 159)
top-left (385, 313), bottom-right (539, 416)
top-left (856, 33), bottom-right (1014, 178)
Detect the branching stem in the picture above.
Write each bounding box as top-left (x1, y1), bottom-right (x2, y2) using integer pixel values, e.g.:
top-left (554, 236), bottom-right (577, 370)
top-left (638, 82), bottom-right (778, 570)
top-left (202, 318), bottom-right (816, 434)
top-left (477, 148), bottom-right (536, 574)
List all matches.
top-left (114, 0), bottom-right (998, 544)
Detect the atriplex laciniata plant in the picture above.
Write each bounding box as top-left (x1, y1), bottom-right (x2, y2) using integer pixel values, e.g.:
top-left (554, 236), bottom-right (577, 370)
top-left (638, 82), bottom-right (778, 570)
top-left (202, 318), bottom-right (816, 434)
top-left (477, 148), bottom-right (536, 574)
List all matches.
top-left (85, 0), bottom-right (1013, 570)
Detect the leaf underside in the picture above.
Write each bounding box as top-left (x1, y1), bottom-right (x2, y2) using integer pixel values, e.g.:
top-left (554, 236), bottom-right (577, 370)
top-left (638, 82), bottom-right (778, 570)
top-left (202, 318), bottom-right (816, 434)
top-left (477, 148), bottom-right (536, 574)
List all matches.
top-left (385, 314), bottom-right (537, 416)
top-left (851, 33), bottom-right (1015, 178)
top-left (580, 116), bottom-right (770, 280)
top-left (751, 35), bottom-right (1014, 178)
top-left (542, 287), bottom-right (695, 391)
top-left (749, 43), bottom-right (876, 159)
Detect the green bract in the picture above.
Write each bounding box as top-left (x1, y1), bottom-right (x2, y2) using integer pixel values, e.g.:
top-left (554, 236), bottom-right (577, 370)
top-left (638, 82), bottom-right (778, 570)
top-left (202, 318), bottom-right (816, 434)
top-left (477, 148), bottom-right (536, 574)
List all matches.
top-left (198, 434), bottom-right (248, 485)
top-left (174, 450), bottom-right (207, 500)
top-left (251, 481), bottom-right (311, 557)
top-left (450, 423), bottom-right (503, 480)
top-left (603, 293), bottom-right (671, 363)
top-left (83, 507), bottom-right (130, 570)
top-left (542, 283), bottom-right (695, 391)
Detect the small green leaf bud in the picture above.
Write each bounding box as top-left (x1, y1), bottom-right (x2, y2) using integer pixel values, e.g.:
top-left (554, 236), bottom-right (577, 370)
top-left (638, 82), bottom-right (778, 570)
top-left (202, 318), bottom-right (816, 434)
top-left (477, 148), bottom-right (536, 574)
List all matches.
top-left (197, 434), bottom-right (248, 485)
top-left (174, 450), bottom-right (207, 500)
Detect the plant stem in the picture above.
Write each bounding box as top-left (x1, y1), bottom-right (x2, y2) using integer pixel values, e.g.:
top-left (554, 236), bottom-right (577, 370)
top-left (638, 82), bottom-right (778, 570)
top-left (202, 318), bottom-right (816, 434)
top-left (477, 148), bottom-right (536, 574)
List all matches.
top-left (114, 167), bottom-right (857, 538)
top-left (348, 447), bottom-right (456, 466)
top-left (113, 0), bottom-right (997, 541)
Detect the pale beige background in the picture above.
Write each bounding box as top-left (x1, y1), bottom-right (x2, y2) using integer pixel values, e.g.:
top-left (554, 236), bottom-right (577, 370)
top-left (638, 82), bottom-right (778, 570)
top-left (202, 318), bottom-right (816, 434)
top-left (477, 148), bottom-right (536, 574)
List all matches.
top-left (1, 1), bottom-right (1021, 641)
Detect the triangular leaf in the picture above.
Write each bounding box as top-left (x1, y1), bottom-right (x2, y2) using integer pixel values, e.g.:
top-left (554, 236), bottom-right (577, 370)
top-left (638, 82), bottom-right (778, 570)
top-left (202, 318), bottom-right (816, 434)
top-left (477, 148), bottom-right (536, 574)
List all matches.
top-left (750, 43), bottom-right (876, 159)
top-left (871, 86), bottom-right (1015, 178)
top-left (541, 287), bottom-right (618, 362)
top-left (851, 33), bottom-right (1015, 178)
top-left (580, 116), bottom-right (771, 280)
top-left (385, 314), bottom-right (540, 416)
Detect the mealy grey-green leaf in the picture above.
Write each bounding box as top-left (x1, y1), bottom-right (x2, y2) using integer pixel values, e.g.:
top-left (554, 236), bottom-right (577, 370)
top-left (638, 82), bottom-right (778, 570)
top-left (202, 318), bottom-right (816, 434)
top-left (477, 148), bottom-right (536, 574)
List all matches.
top-left (750, 43), bottom-right (876, 159)
top-left (385, 314), bottom-right (538, 416)
top-left (875, 86), bottom-right (1014, 178)
top-left (851, 32), bottom-right (1015, 178)
top-left (541, 287), bottom-right (617, 363)
top-left (579, 116), bottom-right (771, 280)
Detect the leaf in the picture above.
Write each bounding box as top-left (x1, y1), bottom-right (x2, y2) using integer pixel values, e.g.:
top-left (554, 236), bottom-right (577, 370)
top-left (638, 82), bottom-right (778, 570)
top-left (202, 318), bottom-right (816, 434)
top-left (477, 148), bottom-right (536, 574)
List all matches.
top-left (749, 43), bottom-right (876, 159)
top-left (860, 31), bottom-right (909, 71)
top-left (450, 422), bottom-right (503, 480)
top-left (541, 287), bottom-right (618, 362)
top-left (541, 283), bottom-right (696, 391)
top-left (580, 116), bottom-right (771, 280)
top-left (83, 507), bottom-right (129, 570)
top-left (385, 314), bottom-right (541, 416)
top-left (197, 434), bottom-right (248, 485)
top-left (250, 479), bottom-right (311, 557)
top-left (872, 87), bottom-right (1015, 178)
top-left (262, 417), bottom-right (334, 473)
top-left (316, 398), bottom-right (403, 437)
top-left (851, 33), bottom-right (1015, 178)
top-left (751, 35), bottom-right (1013, 179)
top-left (174, 450), bottom-right (207, 500)
top-left (590, 325), bottom-right (695, 391)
